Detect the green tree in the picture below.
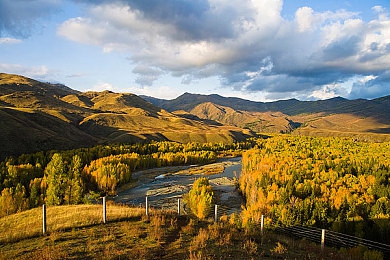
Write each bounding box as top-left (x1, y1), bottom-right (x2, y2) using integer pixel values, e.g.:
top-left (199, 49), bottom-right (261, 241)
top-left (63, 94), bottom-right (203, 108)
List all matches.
top-left (64, 155), bottom-right (83, 204)
top-left (28, 178), bottom-right (42, 208)
top-left (44, 153), bottom-right (66, 205)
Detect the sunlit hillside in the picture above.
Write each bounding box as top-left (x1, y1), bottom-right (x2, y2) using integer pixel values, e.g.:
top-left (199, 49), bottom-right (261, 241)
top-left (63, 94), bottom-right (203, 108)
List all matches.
top-left (0, 73), bottom-right (254, 159)
top-left (145, 93), bottom-right (390, 141)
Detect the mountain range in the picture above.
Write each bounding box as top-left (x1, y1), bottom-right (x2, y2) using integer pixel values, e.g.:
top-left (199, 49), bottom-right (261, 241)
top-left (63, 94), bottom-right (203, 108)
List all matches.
top-left (0, 73), bottom-right (254, 160)
top-left (1, 72), bottom-right (390, 160)
top-left (143, 93), bottom-right (390, 139)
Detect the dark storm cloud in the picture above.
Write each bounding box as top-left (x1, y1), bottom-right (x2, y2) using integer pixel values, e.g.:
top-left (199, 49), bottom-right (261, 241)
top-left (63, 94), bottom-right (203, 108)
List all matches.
top-left (349, 71), bottom-right (390, 99)
top-left (322, 36), bottom-right (362, 61)
top-left (74, 0), bottom-right (239, 42)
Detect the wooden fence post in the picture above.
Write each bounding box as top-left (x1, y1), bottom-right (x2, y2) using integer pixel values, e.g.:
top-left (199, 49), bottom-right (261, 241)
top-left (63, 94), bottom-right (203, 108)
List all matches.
top-left (102, 196), bottom-right (107, 224)
top-left (145, 196), bottom-right (149, 216)
top-left (321, 229), bottom-right (325, 252)
top-left (260, 214), bottom-right (264, 236)
top-left (42, 204), bottom-right (47, 234)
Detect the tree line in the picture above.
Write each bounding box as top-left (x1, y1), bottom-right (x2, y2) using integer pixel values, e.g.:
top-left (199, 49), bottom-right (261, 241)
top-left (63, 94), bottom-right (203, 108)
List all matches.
top-left (239, 135), bottom-right (390, 243)
top-left (0, 140), bottom-right (254, 217)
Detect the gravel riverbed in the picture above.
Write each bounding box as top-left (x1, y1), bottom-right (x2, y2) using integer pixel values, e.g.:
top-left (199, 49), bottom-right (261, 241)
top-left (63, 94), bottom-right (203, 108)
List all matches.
top-left (114, 157), bottom-right (243, 215)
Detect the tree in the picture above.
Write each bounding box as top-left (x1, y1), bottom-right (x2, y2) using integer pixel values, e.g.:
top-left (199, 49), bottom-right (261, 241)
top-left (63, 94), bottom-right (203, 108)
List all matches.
top-left (0, 184), bottom-right (28, 217)
top-left (185, 177), bottom-right (214, 220)
top-left (28, 178), bottom-right (42, 208)
top-left (44, 153), bottom-right (66, 205)
top-left (64, 155), bottom-right (83, 204)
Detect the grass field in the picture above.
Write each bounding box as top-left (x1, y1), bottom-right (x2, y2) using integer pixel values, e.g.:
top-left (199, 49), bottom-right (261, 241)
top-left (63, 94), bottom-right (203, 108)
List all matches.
top-left (0, 203), bottom-right (376, 259)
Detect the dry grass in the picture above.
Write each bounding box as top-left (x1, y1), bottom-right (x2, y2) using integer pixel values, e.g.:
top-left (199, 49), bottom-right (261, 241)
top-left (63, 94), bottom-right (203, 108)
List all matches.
top-left (291, 113), bottom-right (390, 141)
top-left (0, 204), bottom-right (379, 259)
top-left (0, 204), bottom-right (145, 243)
top-left (0, 72), bottom-right (254, 159)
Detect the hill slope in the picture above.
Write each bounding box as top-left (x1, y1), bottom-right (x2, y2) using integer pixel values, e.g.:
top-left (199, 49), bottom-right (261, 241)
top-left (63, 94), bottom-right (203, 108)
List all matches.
top-left (0, 73), bottom-right (254, 159)
top-left (143, 93), bottom-right (390, 140)
top-left (188, 102), bottom-right (299, 133)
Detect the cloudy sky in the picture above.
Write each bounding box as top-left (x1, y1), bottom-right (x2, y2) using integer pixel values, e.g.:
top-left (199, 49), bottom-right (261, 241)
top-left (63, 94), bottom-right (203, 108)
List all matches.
top-left (0, 0), bottom-right (389, 101)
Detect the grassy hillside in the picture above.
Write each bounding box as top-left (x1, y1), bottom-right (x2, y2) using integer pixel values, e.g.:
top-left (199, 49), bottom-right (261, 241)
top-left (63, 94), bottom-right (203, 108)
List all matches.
top-left (0, 73), bottom-right (254, 159)
top-left (145, 93), bottom-right (390, 140)
top-left (184, 100), bottom-right (390, 141)
top-left (0, 204), bottom-right (353, 259)
top-left (3, 72), bottom-right (390, 159)
top-left (189, 102), bottom-right (300, 133)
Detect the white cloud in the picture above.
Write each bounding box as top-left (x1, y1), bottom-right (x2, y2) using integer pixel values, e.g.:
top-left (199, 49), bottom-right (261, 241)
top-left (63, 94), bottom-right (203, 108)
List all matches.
top-left (0, 63), bottom-right (49, 78)
top-left (88, 82), bottom-right (114, 92)
top-left (0, 37), bottom-right (22, 44)
top-left (57, 1), bottom-right (390, 100)
top-left (309, 84), bottom-right (339, 100)
top-left (128, 85), bottom-right (182, 100)
top-left (295, 7), bottom-right (317, 33)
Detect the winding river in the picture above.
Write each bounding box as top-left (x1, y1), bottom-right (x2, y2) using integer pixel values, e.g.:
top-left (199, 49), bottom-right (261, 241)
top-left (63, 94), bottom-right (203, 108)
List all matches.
top-left (114, 157), bottom-right (243, 215)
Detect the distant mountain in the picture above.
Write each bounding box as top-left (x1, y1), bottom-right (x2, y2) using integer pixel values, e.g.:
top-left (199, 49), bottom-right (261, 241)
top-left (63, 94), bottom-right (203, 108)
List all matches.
top-left (2, 72), bottom-right (390, 160)
top-left (142, 92), bottom-right (390, 117)
top-left (0, 73), bottom-right (254, 160)
top-left (143, 92), bottom-right (390, 140)
top-left (141, 93), bottom-right (266, 112)
top-left (189, 102), bottom-right (299, 133)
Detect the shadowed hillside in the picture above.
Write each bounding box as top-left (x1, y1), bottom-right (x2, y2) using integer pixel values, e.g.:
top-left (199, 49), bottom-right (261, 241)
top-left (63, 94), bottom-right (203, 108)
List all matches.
top-left (143, 93), bottom-right (390, 140)
top-left (0, 73), bottom-right (254, 160)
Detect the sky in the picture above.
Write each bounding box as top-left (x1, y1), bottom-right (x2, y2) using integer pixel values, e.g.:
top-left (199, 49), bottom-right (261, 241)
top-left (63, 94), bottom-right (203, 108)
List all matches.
top-left (0, 0), bottom-right (389, 102)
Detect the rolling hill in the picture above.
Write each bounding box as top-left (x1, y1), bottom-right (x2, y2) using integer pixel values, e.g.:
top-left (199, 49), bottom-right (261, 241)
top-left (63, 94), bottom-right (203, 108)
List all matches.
top-left (143, 93), bottom-right (390, 140)
top-left (0, 73), bottom-right (254, 160)
top-left (187, 102), bottom-right (299, 133)
top-left (2, 72), bottom-right (390, 159)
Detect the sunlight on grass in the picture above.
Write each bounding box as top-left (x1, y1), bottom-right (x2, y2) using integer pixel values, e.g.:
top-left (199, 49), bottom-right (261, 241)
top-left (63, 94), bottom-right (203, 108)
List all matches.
top-left (0, 204), bottom-right (146, 243)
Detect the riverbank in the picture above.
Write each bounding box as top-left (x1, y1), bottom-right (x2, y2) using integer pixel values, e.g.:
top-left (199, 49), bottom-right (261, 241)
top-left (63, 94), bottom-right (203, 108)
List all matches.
top-left (114, 157), bottom-right (243, 215)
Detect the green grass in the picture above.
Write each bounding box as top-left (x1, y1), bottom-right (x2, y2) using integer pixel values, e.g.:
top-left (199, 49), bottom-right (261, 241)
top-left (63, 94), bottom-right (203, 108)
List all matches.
top-left (0, 203), bottom-right (371, 259)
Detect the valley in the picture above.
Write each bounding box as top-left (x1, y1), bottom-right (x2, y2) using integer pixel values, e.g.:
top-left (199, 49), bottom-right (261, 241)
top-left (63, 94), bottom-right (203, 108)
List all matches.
top-left (1, 73), bottom-right (390, 259)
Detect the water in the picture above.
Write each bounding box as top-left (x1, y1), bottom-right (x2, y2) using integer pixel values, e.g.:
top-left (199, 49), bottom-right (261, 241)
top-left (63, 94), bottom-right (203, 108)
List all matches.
top-left (114, 157), bottom-right (243, 214)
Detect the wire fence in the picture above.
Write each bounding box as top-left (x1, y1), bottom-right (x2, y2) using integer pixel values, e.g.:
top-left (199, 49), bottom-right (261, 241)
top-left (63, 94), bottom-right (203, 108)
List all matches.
top-left (135, 194), bottom-right (390, 257)
top-left (272, 224), bottom-right (390, 256)
top-left (37, 195), bottom-right (390, 257)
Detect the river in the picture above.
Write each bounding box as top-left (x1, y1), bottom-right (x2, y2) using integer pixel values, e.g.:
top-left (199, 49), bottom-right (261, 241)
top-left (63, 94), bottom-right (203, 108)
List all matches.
top-left (114, 157), bottom-right (243, 216)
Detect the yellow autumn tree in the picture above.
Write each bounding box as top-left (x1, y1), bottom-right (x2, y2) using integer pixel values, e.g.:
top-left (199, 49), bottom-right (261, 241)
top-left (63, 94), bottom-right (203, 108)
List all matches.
top-left (185, 177), bottom-right (214, 220)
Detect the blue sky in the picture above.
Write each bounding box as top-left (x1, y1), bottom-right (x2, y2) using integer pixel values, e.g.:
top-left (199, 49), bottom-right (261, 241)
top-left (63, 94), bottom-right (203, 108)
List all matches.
top-left (1, 0), bottom-right (389, 102)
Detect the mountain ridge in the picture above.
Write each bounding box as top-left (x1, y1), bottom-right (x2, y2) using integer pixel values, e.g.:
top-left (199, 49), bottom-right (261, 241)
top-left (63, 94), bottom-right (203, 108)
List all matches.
top-left (141, 92), bottom-right (390, 116)
top-left (0, 73), bottom-right (254, 160)
top-left (142, 92), bottom-right (390, 140)
top-left (2, 72), bottom-right (390, 159)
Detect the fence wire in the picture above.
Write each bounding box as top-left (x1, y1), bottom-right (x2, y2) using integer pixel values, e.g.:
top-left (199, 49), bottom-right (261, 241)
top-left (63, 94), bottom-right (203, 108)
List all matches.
top-left (140, 195), bottom-right (390, 256)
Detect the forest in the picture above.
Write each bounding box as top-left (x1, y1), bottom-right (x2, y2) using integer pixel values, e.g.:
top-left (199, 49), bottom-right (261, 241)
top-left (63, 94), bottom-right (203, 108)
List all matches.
top-left (1, 135), bottom-right (390, 246)
top-left (0, 140), bottom-right (253, 217)
top-left (239, 135), bottom-right (390, 243)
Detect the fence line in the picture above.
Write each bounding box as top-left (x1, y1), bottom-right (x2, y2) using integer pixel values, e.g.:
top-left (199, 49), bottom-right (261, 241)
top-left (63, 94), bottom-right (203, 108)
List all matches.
top-left (40, 196), bottom-right (390, 257)
top-left (273, 222), bottom-right (390, 256)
